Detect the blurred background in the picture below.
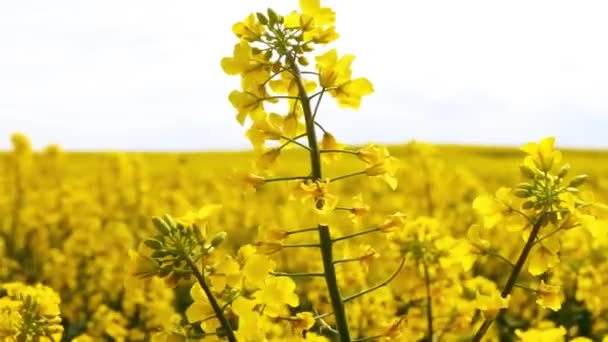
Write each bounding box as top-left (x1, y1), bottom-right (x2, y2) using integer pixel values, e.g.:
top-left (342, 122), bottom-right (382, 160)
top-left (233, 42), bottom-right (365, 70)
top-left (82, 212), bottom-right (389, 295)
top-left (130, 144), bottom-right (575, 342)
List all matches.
top-left (1, 0), bottom-right (607, 151)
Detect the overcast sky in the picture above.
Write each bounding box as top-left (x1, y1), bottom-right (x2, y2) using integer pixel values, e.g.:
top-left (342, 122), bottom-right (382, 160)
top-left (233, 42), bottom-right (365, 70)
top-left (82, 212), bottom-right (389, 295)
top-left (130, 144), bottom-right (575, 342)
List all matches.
top-left (1, 0), bottom-right (608, 151)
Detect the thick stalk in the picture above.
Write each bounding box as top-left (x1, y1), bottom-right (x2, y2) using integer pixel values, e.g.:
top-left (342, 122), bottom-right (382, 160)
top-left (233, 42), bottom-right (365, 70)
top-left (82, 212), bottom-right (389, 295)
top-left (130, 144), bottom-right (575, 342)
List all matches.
top-left (184, 256), bottom-right (237, 342)
top-left (473, 214), bottom-right (546, 341)
top-left (289, 57), bottom-right (351, 342)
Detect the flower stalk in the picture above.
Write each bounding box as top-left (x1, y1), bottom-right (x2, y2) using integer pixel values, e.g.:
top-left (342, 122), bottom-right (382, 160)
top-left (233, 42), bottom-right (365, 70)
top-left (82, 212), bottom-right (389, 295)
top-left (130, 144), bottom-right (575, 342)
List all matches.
top-left (473, 213), bottom-right (547, 341)
top-left (289, 56), bottom-right (352, 342)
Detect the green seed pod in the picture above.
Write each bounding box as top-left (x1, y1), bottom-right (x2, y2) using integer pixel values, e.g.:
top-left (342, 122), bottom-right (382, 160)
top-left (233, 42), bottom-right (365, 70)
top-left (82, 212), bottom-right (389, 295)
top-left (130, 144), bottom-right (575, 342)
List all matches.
top-left (210, 231), bottom-right (228, 248)
top-left (144, 239), bottom-right (163, 250)
top-left (152, 216), bottom-right (171, 235)
top-left (569, 174), bottom-right (589, 187)
top-left (256, 12), bottom-right (268, 25)
top-left (519, 164), bottom-right (537, 179)
top-left (557, 164), bottom-right (570, 178)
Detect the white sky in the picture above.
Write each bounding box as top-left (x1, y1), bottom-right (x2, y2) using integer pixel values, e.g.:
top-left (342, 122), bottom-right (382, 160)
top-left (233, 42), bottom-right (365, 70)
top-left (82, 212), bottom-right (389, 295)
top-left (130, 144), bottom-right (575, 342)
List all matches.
top-left (1, 0), bottom-right (608, 150)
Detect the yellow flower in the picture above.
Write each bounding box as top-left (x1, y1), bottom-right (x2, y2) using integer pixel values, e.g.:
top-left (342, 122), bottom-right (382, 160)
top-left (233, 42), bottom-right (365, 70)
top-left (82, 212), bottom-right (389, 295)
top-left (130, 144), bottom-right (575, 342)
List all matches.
top-left (475, 289), bottom-right (510, 320)
top-left (290, 179), bottom-right (338, 212)
top-left (221, 40), bottom-right (269, 83)
top-left (473, 187), bottom-right (527, 231)
top-left (379, 212), bottom-right (407, 233)
top-left (256, 148), bottom-right (281, 170)
top-left (258, 277), bottom-right (300, 317)
top-left (209, 255), bottom-right (242, 291)
top-left (11, 132), bottom-right (32, 155)
top-left (356, 144), bottom-right (398, 189)
top-left (242, 253), bottom-right (275, 288)
top-left (528, 234), bottom-right (560, 276)
top-left (229, 89), bottom-right (265, 125)
top-left (536, 280), bottom-right (562, 311)
top-left (176, 204), bottom-right (222, 227)
top-left (186, 283), bottom-right (220, 332)
top-left (269, 70), bottom-right (316, 96)
top-left (290, 312), bottom-right (316, 332)
top-left (315, 49), bottom-right (373, 109)
top-left (320, 132), bottom-right (344, 163)
top-left (357, 144), bottom-right (389, 165)
top-left (245, 114), bottom-right (283, 151)
top-left (521, 136), bottom-right (562, 173)
top-left (232, 14), bottom-right (264, 41)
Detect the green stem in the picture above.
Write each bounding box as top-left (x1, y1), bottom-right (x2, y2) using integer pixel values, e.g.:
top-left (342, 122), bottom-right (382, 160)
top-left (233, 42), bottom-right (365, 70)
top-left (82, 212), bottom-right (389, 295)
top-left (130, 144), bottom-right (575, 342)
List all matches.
top-left (473, 213), bottom-right (546, 341)
top-left (330, 170), bottom-right (367, 183)
top-left (280, 135), bottom-right (311, 151)
top-left (184, 255), bottom-right (237, 342)
top-left (423, 261), bottom-right (433, 342)
top-left (264, 176), bottom-right (310, 183)
top-left (271, 271), bottom-right (325, 277)
top-left (289, 56), bottom-right (351, 342)
top-left (343, 257), bottom-right (405, 303)
top-left (286, 227), bottom-right (319, 235)
top-left (333, 227), bottom-right (381, 243)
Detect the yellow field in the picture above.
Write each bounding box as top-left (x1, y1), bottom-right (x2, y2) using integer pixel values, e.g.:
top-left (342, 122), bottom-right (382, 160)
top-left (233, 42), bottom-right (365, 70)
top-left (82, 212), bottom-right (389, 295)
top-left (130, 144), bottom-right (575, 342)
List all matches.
top-left (1, 136), bottom-right (608, 341)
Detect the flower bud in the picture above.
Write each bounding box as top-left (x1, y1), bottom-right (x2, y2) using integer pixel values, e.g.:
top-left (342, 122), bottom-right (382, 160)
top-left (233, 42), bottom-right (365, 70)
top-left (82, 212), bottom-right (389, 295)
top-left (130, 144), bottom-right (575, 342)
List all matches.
top-left (519, 164), bottom-right (537, 179)
top-left (513, 188), bottom-right (531, 198)
top-left (210, 231), bottom-right (228, 248)
top-left (557, 164), bottom-right (570, 178)
top-left (522, 201), bottom-right (535, 210)
top-left (152, 216), bottom-right (172, 235)
top-left (256, 12), bottom-right (268, 25)
top-left (144, 239), bottom-right (163, 250)
top-left (267, 8), bottom-right (279, 25)
top-left (568, 175), bottom-right (588, 187)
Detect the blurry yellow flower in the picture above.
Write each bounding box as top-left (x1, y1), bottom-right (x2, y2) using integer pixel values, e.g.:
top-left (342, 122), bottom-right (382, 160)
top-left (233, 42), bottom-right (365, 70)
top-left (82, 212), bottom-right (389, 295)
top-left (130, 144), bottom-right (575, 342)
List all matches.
top-left (242, 254), bottom-right (275, 288)
top-left (320, 132), bottom-right (344, 163)
top-left (256, 148), bottom-right (281, 170)
top-left (536, 280), bottom-right (562, 311)
top-left (515, 325), bottom-right (566, 342)
top-left (258, 277), bottom-right (299, 316)
top-left (210, 255), bottom-right (242, 291)
top-left (379, 212), bottom-right (407, 233)
top-left (290, 312), bottom-right (316, 332)
top-left (473, 187), bottom-right (527, 231)
top-left (177, 204), bottom-right (222, 227)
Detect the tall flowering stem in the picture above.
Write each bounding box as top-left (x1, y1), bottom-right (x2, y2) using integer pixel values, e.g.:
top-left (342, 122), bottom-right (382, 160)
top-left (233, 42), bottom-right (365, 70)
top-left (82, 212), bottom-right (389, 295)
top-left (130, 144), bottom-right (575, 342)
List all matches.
top-left (290, 57), bottom-right (352, 342)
